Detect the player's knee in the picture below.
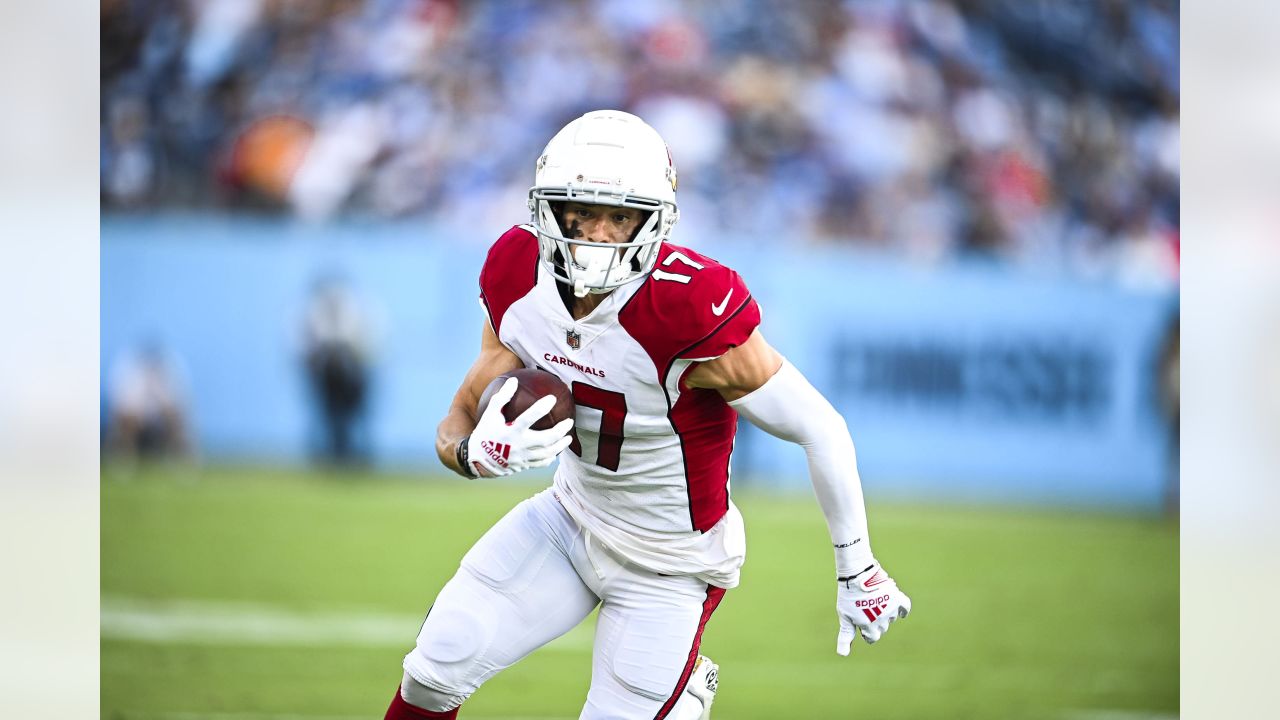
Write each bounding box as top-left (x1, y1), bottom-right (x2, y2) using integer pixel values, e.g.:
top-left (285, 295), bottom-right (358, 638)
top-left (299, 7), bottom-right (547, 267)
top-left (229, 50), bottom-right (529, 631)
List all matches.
top-left (404, 602), bottom-right (496, 699)
top-left (419, 602), bottom-right (494, 665)
top-left (399, 671), bottom-right (465, 713)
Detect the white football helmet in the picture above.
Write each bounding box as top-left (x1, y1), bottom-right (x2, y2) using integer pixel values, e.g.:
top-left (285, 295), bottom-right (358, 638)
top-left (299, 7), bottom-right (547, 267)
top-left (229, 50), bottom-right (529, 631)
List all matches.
top-left (528, 110), bottom-right (679, 297)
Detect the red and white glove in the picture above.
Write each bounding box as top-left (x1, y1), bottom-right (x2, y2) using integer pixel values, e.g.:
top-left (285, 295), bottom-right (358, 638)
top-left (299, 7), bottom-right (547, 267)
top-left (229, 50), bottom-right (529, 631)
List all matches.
top-left (836, 561), bottom-right (911, 655)
top-left (463, 378), bottom-right (574, 478)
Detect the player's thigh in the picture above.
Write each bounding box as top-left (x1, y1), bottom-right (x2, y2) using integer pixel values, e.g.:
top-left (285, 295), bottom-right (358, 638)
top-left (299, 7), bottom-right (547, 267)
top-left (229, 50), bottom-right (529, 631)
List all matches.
top-left (405, 490), bottom-right (599, 696)
top-left (582, 575), bottom-right (726, 719)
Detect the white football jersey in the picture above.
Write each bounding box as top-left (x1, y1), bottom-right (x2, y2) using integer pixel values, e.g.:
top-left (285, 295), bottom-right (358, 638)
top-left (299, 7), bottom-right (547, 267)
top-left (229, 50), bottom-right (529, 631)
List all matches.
top-left (479, 225), bottom-right (761, 587)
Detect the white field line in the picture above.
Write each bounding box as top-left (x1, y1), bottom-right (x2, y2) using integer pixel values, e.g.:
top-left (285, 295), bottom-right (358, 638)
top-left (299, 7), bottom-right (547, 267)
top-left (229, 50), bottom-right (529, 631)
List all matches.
top-left (101, 597), bottom-right (593, 651)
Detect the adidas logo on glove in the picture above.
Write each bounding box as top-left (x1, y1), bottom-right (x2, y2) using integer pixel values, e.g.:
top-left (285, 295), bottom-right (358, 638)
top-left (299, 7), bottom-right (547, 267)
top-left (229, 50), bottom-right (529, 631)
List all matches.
top-left (858, 601), bottom-right (890, 622)
top-left (481, 440), bottom-right (511, 467)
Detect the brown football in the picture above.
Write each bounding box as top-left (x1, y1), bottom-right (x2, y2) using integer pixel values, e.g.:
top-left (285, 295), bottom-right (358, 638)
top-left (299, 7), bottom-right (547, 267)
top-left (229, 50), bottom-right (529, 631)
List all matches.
top-left (477, 368), bottom-right (575, 431)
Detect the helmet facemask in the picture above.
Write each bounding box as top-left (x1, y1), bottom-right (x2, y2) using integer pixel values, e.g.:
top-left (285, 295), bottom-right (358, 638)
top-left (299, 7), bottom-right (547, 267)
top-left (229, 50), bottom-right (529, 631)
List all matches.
top-left (529, 186), bottom-right (674, 298)
top-left (527, 110), bottom-right (680, 299)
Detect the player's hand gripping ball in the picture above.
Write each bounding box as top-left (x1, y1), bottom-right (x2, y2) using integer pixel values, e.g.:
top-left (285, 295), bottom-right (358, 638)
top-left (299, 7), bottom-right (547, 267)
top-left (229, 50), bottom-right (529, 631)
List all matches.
top-left (464, 369), bottom-right (575, 478)
top-left (478, 369), bottom-right (575, 430)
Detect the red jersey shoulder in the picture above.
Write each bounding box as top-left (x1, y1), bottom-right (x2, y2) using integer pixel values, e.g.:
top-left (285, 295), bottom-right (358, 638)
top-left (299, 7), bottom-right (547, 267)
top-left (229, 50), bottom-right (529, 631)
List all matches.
top-left (620, 242), bottom-right (762, 375)
top-left (479, 225), bottom-right (540, 335)
top-left (649, 243), bottom-right (749, 311)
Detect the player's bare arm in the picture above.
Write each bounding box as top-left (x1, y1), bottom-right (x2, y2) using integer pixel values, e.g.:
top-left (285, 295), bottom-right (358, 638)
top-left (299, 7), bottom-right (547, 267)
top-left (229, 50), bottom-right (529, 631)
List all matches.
top-left (683, 329), bottom-right (783, 401)
top-left (434, 320), bottom-right (523, 476)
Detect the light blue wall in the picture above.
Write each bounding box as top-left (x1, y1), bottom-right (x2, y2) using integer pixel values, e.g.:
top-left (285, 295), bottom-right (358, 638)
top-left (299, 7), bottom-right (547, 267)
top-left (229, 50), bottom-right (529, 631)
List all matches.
top-left (102, 216), bottom-right (1177, 508)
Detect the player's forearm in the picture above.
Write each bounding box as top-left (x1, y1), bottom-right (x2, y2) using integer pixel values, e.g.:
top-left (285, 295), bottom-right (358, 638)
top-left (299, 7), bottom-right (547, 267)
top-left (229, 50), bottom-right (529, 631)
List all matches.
top-left (435, 404), bottom-right (478, 477)
top-left (799, 426), bottom-right (875, 577)
top-left (728, 360), bottom-right (874, 577)
top-left (438, 330), bottom-right (522, 477)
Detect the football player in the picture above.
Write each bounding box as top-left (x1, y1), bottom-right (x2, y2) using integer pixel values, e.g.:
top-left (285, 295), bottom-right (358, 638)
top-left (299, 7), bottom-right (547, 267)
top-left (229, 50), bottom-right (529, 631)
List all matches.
top-left (385, 111), bottom-right (911, 720)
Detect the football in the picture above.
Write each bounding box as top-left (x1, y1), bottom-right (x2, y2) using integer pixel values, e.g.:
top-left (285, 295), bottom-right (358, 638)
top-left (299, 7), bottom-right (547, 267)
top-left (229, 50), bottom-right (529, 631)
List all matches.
top-left (477, 368), bottom-right (575, 431)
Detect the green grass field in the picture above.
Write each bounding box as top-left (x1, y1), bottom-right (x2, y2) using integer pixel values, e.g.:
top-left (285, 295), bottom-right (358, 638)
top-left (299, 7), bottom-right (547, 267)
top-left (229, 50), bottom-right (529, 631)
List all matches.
top-left (102, 465), bottom-right (1177, 719)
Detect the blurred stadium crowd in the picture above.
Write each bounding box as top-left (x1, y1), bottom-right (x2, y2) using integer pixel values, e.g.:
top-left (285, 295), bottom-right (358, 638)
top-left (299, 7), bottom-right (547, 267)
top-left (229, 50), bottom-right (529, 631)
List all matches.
top-left (101, 0), bottom-right (1178, 282)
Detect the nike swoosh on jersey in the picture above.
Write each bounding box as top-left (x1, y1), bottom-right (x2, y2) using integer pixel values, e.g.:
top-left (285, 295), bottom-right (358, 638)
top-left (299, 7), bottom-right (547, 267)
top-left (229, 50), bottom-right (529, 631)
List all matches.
top-left (711, 288), bottom-right (734, 316)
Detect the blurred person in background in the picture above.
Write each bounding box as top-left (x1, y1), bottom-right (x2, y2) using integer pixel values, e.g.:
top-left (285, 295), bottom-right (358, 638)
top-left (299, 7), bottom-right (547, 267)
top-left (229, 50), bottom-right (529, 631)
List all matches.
top-left (1158, 312), bottom-right (1179, 513)
top-left (303, 275), bottom-right (373, 466)
top-left (106, 341), bottom-right (195, 464)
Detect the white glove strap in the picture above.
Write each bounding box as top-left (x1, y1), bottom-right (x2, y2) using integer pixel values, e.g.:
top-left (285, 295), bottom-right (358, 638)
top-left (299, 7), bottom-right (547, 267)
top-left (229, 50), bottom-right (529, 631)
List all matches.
top-left (728, 360), bottom-right (873, 576)
top-left (838, 562), bottom-right (878, 588)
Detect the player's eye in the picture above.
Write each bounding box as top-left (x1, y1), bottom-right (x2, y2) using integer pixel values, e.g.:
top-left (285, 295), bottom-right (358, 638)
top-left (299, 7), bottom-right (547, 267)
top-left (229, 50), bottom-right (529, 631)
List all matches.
top-left (613, 213), bottom-right (630, 223)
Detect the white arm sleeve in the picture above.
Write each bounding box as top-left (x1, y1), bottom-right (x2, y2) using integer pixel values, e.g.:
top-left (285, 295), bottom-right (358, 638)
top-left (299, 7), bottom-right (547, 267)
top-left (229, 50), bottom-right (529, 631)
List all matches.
top-left (728, 359), bottom-right (875, 578)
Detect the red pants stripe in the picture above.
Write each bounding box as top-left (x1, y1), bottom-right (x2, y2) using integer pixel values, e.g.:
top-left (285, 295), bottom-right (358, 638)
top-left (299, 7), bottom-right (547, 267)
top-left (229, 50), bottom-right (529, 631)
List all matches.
top-left (653, 584), bottom-right (727, 720)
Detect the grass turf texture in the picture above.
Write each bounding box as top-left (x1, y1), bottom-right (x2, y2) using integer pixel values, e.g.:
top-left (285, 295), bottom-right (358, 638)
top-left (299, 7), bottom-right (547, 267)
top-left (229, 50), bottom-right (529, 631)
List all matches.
top-left (102, 465), bottom-right (1177, 719)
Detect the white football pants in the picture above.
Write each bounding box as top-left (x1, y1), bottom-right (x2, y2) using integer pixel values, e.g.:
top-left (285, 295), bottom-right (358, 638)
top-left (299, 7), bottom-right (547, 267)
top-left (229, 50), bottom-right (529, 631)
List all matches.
top-left (402, 487), bottom-right (726, 719)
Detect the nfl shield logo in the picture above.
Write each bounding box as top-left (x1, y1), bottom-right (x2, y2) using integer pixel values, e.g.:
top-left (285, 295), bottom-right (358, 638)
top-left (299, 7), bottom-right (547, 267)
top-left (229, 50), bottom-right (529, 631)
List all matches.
top-left (566, 329), bottom-right (581, 350)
